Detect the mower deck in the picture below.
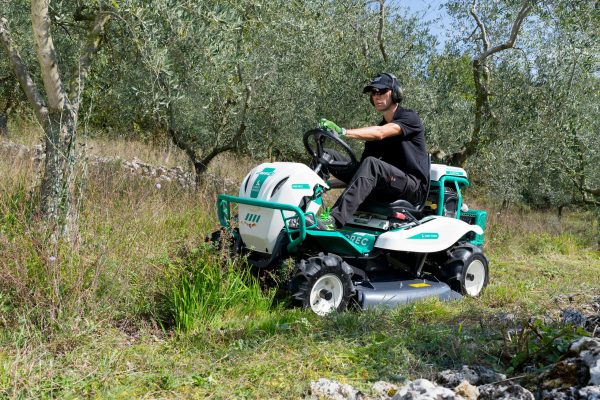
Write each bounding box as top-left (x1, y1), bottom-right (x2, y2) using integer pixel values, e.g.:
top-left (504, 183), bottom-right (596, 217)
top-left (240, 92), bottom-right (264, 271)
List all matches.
top-left (355, 278), bottom-right (461, 309)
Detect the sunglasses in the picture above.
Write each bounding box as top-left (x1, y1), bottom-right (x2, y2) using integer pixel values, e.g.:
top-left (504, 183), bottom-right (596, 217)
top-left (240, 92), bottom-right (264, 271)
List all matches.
top-left (370, 89), bottom-right (390, 96)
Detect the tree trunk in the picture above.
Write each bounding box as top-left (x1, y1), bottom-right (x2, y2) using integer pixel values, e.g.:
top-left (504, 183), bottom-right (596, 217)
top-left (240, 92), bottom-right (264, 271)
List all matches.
top-left (0, 113), bottom-right (7, 137)
top-left (2, 4), bottom-right (109, 241)
top-left (40, 107), bottom-right (78, 239)
top-left (557, 205), bottom-right (564, 220)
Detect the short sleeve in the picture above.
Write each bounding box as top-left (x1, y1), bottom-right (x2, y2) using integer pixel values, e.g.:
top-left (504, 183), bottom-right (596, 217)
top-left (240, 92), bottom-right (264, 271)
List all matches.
top-left (391, 109), bottom-right (423, 139)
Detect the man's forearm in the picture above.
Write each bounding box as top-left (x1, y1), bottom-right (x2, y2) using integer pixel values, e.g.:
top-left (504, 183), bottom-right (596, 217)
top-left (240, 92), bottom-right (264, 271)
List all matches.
top-left (346, 123), bottom-right (401, 141)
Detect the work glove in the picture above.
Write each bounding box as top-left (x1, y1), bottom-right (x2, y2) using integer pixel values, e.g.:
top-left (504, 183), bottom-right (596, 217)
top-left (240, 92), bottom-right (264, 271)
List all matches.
top-left (319, 118), bottom-right (347, 136)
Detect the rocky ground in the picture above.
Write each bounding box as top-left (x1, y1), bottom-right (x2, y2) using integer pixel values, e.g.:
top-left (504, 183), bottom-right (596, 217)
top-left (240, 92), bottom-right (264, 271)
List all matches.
top-left (308, 301), bottom-right (600, 400)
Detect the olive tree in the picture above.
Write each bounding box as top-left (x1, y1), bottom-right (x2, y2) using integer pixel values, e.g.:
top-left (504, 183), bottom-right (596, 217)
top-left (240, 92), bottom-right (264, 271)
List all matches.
top-left (102, 0), bottom-right (434, 182)
top-left (436, 0), bottom-right (534, 167)
top-left (0, 1), bottom-right (112, 239)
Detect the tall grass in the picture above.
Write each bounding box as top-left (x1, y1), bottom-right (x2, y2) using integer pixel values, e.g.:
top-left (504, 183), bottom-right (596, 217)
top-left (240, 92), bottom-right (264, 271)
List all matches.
top-left (0, 137), bottom-right (261, 337)
top-left (167, 246), bottom-right (276, 333)
top-left (0, 158), bottom-right (111, 334)
top-left (1, 132), bottom-right (598, 336)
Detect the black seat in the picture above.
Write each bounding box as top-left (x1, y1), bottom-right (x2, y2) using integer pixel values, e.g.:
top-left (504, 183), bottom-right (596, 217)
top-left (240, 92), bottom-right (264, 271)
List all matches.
top-left (357, 155), bottom-right (431, 218)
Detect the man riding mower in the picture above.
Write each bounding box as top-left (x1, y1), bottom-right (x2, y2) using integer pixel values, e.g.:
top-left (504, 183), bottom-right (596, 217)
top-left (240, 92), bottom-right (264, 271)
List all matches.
top-left (214, 73), bottom-right (489, 315)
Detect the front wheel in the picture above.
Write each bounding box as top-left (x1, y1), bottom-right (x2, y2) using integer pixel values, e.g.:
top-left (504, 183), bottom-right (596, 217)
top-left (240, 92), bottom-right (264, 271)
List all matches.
top-left (289, 254), bottom-right (355, 316)
top-left (443, 246), bottom-right (489, 297)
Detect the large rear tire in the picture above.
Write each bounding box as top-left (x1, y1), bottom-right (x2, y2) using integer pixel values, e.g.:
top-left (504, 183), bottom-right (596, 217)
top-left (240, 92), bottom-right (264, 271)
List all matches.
top-left (289, 254), bottom-right (355, 316)
top-left (443, 245), bottom-right (489, 297)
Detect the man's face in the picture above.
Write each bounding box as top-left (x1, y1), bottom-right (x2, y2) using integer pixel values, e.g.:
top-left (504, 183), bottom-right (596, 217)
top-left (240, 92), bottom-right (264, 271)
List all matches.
top-left (370, 89), bottom-right (394, 112)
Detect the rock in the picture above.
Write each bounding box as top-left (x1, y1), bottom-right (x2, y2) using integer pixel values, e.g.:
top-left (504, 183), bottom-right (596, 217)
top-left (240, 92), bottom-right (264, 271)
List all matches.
top-left (437, 365), bottom-right (506, 387)
top-left (582, 348), bottom-right (600, 385)
top-left (309, 378), bottom-right (363, 400)
top-left (371, 381), bottom-right (399, 399)
top-left (437, 366), bottom-right (479, 387)
top-left (571, 338), bottom-right (600, 354)
top-left (540, 358), bottom-right (589, 390)
top-left (454, 380), bottom-right (479, 400)
top-left (391, 379), bottom-right (462, 400)
top-left (471, 365), bottom-right (508, 384)
top-left (543, 386), bottom-right (600, 399)
top-left (563, 309), bottom-right (587, 327)
top-left (478, 383), bottom-right (534, 400)
top-left (542, 387), bottom-right (579, 399)
top-left (578, 385), bottom-right (600, 399)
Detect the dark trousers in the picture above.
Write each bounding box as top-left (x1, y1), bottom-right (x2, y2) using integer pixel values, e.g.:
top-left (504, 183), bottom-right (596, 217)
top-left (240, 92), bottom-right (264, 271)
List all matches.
top-left (329, 156), bottom-right (421, 226)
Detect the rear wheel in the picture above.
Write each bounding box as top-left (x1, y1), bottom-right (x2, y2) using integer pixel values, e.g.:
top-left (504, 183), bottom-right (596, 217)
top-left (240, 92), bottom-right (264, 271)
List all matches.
top-left (289, 254), bottom-right (355, 315)
top-left (443, 246), bottom-right (489, 297)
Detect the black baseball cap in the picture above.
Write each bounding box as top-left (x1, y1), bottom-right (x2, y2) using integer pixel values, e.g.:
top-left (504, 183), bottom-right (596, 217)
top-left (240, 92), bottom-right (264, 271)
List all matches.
top-left (363, 74), bottom-right (394, 93)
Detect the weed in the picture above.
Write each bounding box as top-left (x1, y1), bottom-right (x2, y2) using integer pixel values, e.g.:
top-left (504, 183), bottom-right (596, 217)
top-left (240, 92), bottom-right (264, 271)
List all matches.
top-left (502, 318), bottom-right (590, 373)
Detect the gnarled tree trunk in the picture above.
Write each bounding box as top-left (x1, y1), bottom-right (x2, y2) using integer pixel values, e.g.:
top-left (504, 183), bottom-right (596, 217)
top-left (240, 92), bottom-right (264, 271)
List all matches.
top-left (0, 3), bottom-right (110, 240)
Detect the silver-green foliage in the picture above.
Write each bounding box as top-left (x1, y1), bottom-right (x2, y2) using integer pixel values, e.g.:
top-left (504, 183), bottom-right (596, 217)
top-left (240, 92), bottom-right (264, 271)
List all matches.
top-left (429, 0), bottom-right (599, 209)
top-left (89, 0), bottom-right (436, 168)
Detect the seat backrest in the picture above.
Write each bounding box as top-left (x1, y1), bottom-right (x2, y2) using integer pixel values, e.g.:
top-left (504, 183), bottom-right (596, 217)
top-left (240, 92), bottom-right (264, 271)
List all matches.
top-left (415, 154), bottom-right (432, 212)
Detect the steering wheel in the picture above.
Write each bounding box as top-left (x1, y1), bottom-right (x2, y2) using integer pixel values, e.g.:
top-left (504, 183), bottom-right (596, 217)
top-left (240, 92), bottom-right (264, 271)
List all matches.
top-left (303, 128), bottom-right (358, 174)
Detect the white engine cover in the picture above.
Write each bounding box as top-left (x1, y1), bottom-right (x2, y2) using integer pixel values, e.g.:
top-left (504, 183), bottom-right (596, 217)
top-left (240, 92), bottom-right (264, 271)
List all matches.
top-left (374, 216), bottom-right (483, 253)
top-left (237, 162), bottom-right (327, 253)
top-left (430, 164), bottom-right (468, 181)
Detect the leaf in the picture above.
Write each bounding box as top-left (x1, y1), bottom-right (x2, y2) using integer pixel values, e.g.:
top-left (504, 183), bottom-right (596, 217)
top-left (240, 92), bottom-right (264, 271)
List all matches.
top-left (112, 0), bottom-right (119, 9)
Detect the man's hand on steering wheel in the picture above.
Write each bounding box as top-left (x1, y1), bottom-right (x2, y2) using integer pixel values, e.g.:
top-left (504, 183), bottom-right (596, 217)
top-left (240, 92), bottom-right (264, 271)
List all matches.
top-left (319, 118), bottom-right (347, 136)
top-left (303, 128), bottom-right (358, 179)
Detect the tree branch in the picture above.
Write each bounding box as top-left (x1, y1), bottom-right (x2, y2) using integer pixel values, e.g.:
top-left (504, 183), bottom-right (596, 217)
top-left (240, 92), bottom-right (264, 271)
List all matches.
top-left (479, 1), bottom-right (533, 61)
top-left (32, 0), bottom-right (66, 110)
top-left (377, 0), bottom-right (388, 63)
top-left (566, 170), bottom-right (600, 206)
top-left (0, 16), bottom-right (49, 122)
top-left (446, 0), bottom-right (534, 167)
top-left (470, 0), bottom-right (490, 52)
top-left (230, 64), bottom-right (252, 149)
top-left (198, 68), bottom-right (266, 175)
top-left (399, 44), bottom-right (414, 60)
top-left (583, 186), bottom-right (600, 197)
top-left (68, 11), bottom-right (111, 108)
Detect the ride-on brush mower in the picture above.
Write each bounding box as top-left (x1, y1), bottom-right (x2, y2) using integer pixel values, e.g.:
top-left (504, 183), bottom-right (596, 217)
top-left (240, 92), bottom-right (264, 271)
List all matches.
top-left (215, 128), bottom-right (489, 315)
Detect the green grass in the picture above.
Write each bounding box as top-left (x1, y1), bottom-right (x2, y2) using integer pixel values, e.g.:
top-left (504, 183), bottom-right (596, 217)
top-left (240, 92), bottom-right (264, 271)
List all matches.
top-left (166, 245), bottom-right (278, 333)
top-left (0, 143), bottom-right (599, 398)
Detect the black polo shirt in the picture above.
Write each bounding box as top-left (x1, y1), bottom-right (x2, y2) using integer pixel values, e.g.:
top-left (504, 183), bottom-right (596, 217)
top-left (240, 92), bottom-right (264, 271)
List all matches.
top-left (361, 106), bottom-right (429, 191)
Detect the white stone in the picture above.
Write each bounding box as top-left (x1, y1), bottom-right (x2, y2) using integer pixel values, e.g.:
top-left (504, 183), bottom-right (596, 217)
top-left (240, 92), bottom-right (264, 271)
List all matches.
top-left (578, 386), bottom-right (600, 399)
top-left (371, 381), bottom-right (399, 399)
top-left (392, 379), bottom-right (463, 400)
top-left (454, 380), bottom-right (479, 400)
top-left (309, 378), bottom-right (362, 400)
top-left (582, 348), bottom-right (600, 385)
top-left (571, 337), bottom-right (600, 354)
